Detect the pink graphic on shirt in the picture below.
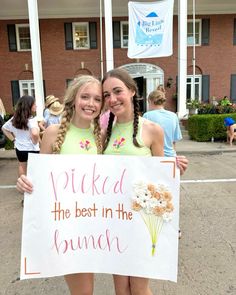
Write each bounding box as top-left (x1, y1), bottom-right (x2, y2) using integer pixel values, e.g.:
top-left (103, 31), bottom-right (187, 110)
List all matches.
top-left (113, 137), bottom-right (125, 149)
top-left (80, 140), bottom-right (91, 151)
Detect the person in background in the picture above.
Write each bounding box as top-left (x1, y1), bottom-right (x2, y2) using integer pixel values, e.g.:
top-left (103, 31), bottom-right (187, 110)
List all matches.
top-left (102, 68), bottom-right (188, 295)
top-left (0, 98), bottom-right (6, 118)
top-left (2, 95), bottom-right (40, 176)
top-left (156, 84), bottom-right (166, 94)
top-left (39, 100), bottom-right (63, 131)
top-left (99, 105), bottom-right (111, 129)
top-left (38, 95), bottom-right (60, 131)
top-left (16, 75), bottom-right (104, 295)
top-left (224, 117), bottom-right (236, 146)
top-left (0, 112), bottom-right (6, 149)
top-left (143, 89), bottom-right (182, 157)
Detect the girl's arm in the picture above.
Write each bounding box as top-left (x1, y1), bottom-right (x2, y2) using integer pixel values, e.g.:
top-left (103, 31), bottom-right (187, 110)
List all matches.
top-left (30, 127), bottom-right (40, 144)
top-left (40, 124), bottom-right (60, 154)
top-left (142, 120), bottom-right (164, 157)
top-left (2, 118), bottom-right (15, 141)
top-left (150, 124), bottom-right (164, 156)
top-left (2, 128), bottom-right (15, 142)
top-left (16, 124), bottom-right (59, 193)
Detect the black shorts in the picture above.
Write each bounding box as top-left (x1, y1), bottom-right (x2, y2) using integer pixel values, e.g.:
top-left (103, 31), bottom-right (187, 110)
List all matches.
top-left (15, 149), bottom-right (39, 162)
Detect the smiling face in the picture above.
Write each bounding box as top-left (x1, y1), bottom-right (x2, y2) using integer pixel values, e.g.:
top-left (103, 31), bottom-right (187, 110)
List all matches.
top-left (73, 81), bottom-right (102, 127)
top-left (102, 77), bottom-right (135, 122)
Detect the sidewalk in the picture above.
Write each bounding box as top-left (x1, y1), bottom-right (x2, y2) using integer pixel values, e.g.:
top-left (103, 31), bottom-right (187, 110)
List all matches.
top-left (0, 139), bottom-right (236, 160)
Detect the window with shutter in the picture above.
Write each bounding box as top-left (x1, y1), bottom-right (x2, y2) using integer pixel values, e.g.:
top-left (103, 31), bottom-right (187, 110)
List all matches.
top-left (230, 74), bottom-right (236, 102)
top-left (201, 19), bottom-right (210, 46)
top-left (113, 21), bottom-right (121, 48)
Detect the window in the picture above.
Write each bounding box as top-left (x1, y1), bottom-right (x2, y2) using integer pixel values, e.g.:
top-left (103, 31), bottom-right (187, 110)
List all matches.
top-left (187, 20), bottom-right (201, 46)
top-left (121, 21), bottom-right (129, 48)
top-left (187, 75), bottom-right (202, 101)
top-left (19, 80), bottom-right (35, 97)
top-left (73, 23), bottom-right (90, 49)
top-left (16, 24), bottom-right (31, 51)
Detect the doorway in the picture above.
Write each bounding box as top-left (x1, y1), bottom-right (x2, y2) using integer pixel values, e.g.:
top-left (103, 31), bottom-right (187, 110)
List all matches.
top-left (120, 63), bottom-right (164, 113)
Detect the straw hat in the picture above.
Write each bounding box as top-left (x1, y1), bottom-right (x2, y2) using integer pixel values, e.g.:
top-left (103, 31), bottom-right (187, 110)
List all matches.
top-left (48, 101), bottom-right (64, 116)
top-left (45, 95), bottom-right (59, 108)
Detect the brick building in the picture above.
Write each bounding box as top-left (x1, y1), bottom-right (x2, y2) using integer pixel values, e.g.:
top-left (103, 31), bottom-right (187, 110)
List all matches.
top-left (0, 0), bottom-right (236, 116)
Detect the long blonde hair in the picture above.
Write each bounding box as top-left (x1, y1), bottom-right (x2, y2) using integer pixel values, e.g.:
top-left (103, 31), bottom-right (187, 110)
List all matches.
top-left (52, 75), bottom-right (104, 154)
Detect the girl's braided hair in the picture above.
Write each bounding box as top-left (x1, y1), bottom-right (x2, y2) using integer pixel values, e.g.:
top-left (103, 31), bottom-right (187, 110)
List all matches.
top-left (52, 75), bottom-right (104, 154)
top-left (102, 68), bottom-right (141, 152)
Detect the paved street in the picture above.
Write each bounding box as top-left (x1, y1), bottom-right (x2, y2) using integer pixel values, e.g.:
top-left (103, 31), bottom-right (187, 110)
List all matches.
top-left (0, 153), bottom-right (236, 295)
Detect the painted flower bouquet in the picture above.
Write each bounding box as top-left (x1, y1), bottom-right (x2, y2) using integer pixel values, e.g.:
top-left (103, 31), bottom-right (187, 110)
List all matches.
top-left (131, 180), bottom-right (174, 256)
top-left (80, 140), bottom-right (91, 151)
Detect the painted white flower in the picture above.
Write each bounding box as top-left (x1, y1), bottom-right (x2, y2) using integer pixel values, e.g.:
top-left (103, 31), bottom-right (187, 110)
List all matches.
top-left (139, 193), bottom-right (151, 208)
top-left (133, 188), bottom-right (151, 204)
top-left (144, 205), bottom-right (153, 214)
top-left (149, 197), bottom-right (159, 208)
top-left (157, 199), bottom-right (167, 208)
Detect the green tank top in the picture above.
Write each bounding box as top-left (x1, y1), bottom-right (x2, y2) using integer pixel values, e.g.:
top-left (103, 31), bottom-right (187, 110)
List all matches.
top-left (104, 116), bottom-right (152, 156)
top-left (60, 123), bottom-right (97, 155)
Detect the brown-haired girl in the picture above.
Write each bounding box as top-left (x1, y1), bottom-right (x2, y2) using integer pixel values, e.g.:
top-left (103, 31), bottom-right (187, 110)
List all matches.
top-left (102, 68), bottom-right (188, 295)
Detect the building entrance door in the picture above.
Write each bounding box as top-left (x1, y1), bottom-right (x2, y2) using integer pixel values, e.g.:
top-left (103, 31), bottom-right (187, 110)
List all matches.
top-left (120, 63), bottom-right (164, 112)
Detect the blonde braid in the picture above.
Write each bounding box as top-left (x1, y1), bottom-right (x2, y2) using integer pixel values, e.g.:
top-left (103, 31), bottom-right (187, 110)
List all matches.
top-left (93, 116), bottom-right (103, 154)
top-left (52, 106), bottom-right (73, 153)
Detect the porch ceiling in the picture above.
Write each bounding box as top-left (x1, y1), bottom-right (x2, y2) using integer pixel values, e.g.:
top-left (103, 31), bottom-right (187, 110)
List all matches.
top-left (0, 0), bottom-right (236, 20)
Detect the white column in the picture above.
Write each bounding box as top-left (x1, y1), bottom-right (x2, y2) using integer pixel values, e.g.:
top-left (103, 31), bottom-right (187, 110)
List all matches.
top-left (27, 0), bottom-right (44, 120)
top-left (104, 0), bottom-right (114, 71)
top-left (177, 0), bottom-right (187, 118)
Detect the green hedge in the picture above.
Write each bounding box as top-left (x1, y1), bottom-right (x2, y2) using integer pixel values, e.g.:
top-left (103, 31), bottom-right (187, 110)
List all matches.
top-left (188, 113), bottom-right (236, 142)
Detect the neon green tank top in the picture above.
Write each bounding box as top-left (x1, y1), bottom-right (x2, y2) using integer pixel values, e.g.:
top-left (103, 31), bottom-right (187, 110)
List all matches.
top-left (104, 116), bottom-right (152, 156)
top-left (60, 123), bottom-right (97, 155)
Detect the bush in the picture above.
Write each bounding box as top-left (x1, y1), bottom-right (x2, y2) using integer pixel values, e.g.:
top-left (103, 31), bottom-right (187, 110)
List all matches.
top-left (188, 113), bottom-right (236, 142)
top-left (198, 103), bottom-right (236, 114)
top-left (4, 138), bottom-right (14, 150)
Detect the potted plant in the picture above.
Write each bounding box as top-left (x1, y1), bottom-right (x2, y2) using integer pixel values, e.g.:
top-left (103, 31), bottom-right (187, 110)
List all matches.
top-left (186, 99), bottom-right (200, 115)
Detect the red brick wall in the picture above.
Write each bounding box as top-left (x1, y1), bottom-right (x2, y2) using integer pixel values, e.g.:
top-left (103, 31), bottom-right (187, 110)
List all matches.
top-left (0, 14), bottom-right (236, 113)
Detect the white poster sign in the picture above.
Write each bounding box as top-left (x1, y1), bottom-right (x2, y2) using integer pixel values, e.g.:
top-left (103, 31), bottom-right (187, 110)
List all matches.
top-left (128, 0), bottom-right (174, 58)
top-left (21, 154), bottom-right (180, 282)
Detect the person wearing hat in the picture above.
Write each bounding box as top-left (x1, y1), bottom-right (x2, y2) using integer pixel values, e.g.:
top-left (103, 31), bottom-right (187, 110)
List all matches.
top-left (39, 96), bottom-right (63, 132)
top-left (40, 100), bottom-right (64, 131)
top-left (224, 117), bottom-right (236, 146)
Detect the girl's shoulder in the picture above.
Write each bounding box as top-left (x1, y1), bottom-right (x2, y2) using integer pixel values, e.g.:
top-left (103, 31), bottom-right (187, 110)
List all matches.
top-left (141, 116), bottom-right (163, 135)
top-left (44, 124), bottom-right (60, 136)
top-left (40, 124), bottom-right (60, 154)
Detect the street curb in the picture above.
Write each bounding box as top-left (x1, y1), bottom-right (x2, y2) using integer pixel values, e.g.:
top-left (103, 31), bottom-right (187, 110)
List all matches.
top-left (176, 149), bottom-right (236, 155)
top-left (1, 148), bottom-right (236, 160)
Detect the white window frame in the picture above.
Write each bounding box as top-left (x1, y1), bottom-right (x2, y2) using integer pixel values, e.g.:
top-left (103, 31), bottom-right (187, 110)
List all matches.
top-left (187, 75), bottom-right (202, 101)
top-left (19, 80), bottom-right (35, 97)
top-left (121, 21), bottom-right (129, 48)
top-left (73, 22), bottom-right (90, 50)
top-left (187, 19), bottom-right (201, 46)
top-left (15, 24), bottom-right (31, 51)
